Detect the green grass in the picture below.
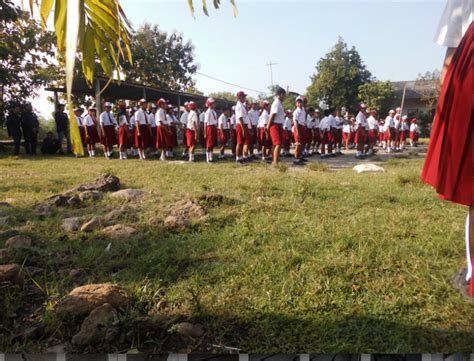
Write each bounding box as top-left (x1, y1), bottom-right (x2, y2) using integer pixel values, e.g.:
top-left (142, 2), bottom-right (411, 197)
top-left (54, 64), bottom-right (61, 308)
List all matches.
top-left (0, 153), bottom-right (472, 353)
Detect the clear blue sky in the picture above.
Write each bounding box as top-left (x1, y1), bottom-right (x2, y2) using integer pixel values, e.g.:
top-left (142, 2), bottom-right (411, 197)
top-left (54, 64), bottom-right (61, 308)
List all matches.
top-left (121, 0), bottom-right (447, 97)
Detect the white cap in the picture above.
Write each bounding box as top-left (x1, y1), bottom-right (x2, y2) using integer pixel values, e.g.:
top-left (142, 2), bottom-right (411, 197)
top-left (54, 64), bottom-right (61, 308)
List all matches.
top-left (139, 98), bottom-right (147, 104)
top-left (104, 102), bottom-right (112, 107)
top-left (360, 103), bottom-right (367, 108)
top-left (389, 109), bottom-right (395, 114)
top-left (402, 115), bottom-right (408, 120)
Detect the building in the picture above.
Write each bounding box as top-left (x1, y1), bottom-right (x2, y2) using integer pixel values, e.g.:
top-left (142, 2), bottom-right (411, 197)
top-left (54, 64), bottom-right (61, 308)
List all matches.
top-left (390, 80), bottom-right (437, 116)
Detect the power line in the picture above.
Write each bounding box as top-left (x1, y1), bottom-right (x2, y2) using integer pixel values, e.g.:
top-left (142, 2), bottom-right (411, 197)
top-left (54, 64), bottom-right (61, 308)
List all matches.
top-left (195, 71), bottom-right (267, 94)
top-left (265, 61), bottom-right (278, 87)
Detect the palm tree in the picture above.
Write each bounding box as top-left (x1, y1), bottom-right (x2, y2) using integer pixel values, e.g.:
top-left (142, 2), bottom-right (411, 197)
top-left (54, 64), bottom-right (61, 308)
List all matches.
top-left (30, 0), bottom-right (238, 155)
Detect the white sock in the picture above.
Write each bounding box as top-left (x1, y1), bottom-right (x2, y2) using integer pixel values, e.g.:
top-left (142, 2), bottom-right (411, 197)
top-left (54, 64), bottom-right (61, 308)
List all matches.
top-left (356, 151), bottom-right (361, 156)
top-left (119, 152), bottom-right (123, 160)
top-left (160, 152), bottom-right (166, 160)
top-left (189, 153), bottom-right (193, 161)
top-left (466, 213), bottom-right (472, 282)
top-left (210, 152), bottom-right (213, 161)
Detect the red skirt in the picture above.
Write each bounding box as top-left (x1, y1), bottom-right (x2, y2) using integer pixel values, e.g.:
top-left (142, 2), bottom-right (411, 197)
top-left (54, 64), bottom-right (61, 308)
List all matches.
top-left (410, 131), bottom-right (419, 141)
top-left (343, 132), bottom-right (350, 142)
top-left (385, 128), bottom-right (395, 141)
top-left (379, 131), bottom-right (385, 142)
top-left (421, 23), bottom-right (473, 207)
top-left (236, 123), bottom-right (252, 146)
top-left (349, 131), bottom-right (355, 144)
top-left (119, 126), bottom-right (130, 147)
top-left (258, 127), bottom-right (271, 148)
top-left (354, 127), bottom-right (367, 145)
top-left (100, 125), bottom-right (116, 147)
top-left (313, 128), bottom-right (321, 143)
top-left (283, 130), bottom-right (292, 148)
top-left (186, 129), bottom-right (196, 148)
top-left (320, 130), bottom-right (331, 145)
top-left (304, 127), bottom-right (312, 144)
top-left (156, 125), bottom-right (169, 149)
top-left (78, 127), bottom-right (86, 145)
top-left (206, 124), bottom-right (218, 148)
top-left (269, 123), bottom-right (283, 146)
top-left (368, 129), bottom-right (378, 144)
top-left (135, 124), bottom-right (151, 149)
top-left (334, 128), bottom-right (343, 144)
top-left (85, 125), bottom-right (99, 145)
top-left (170, 125), bottom-right (178, 147)
top-left (219, 129), bottom-right (230, 145)
top-left (294, 124), bottom-right (304, 144)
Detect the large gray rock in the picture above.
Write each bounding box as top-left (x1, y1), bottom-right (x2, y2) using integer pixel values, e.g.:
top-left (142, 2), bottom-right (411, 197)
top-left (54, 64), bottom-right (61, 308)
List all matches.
top-left (78, 190), bottom-right (103, 202)
top-left (61, 217), bottom-right (81, 233)
top-left (72, 303), bottom-right (117, 345)
top-left (111, 189), bottom-right (146, 201)
top-left (80, 216), bottom-right (102, 232)
top-left (5, 235), bottom-right (32, 249)
top-left (56, 283), bottom-right (131, 317)
top-left (0, 264), bottom-right (24, 285)
top-left (102, 209), bottom-right (124, 226)
top-left (71, 173), bottom-right (121, 193)
top-left (102, 224), bottom-right (137, 239)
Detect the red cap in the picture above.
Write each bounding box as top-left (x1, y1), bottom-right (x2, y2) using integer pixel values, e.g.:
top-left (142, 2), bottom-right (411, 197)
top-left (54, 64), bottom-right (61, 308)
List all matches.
top-left (188, 101), bottom-right (197, 110)
top-left (236, 91), bottom-right (248, 98)
top-left (156, 98), bottom-right (166, 106)
top-left (261, 100), bottom-right (269, 108)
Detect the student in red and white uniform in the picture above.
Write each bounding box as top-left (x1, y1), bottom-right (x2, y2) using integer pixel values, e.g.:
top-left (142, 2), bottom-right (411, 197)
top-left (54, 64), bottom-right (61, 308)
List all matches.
top-left (327, 107), bottom-right (339, 156)
top-left (258, 100), bottom-right (271, 161)
top-left (134, 99), bottom-right (152, 160)
top-left (292, 96), bottom-right (306, 165)
top-left (147, 103), bottom-right (157, 155)
top-left (394, 107), bottom-right (401, 151)
top-left (218, 108), bottom-right (231, 159)
top-left (312, 109), bottom-right (321, 155)
top-left (229, 106), bottom-right (237, 157)
top-left (319, 109), bottom-right (331, 158)
top-left (305, 107), bottom-right (315, 156)
top-left (186, 101), bottom-right (199, 162)
top-left (366, 109), bottom-right (379, 155)
top-left (422, 0), bottom-right (473, 299)
top-left (248, 101), bottom-right (259, 158)
top-left (282, 110), bottom-right (292, 157)
top-left (83, 106), bottom-right (99, 157)
top-left (384, 109), bottom-right (396, 152)
top-left (409, 118), bottom-right (420, 146)
top-left (180, 102), bottom-right (190, 158)
top-left (355, 104), bottom-right (368, 159)
top-left (199, 107), bottom-right (206, 149)
top-left (203, 98), bottom-right (218, 163)
top-left (267, 87), bottom-right (286, 165)
top-left (333, 110), bottom-right (344, 155)
top-left (378, 119), bottom-right (385, 148)
top-left (155, 98), bottom-right (169, 161)
top-left (99, 102), bottom-right (117, 159)
top-left (166, 104), bottom-right (178, 158)
top-left (74, 107), bottom-right (86, 147)
top-left (342, 120), bottom-right (351, 151)
top-left (235, 90), bottom-right (251, 163)
top-left (117, 103), bottom-right (130, 160)
top-left (399, 115), bottom-right (410, 151)
top-left (349, 117), bottom-right (356, 148)
top-left (128, 107), bottom-right (138, 157)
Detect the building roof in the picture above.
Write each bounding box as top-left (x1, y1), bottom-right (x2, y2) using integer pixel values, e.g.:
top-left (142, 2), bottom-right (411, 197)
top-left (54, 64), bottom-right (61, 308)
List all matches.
top-left (390, 80), bottom-right (423, 99)
top-left (45, 76), bottom-right (234, 109)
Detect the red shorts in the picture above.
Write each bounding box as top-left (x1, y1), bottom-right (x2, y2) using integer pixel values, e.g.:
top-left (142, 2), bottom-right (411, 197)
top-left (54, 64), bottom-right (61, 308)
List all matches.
top-left (119, 126), bottom-right (130, 147)
top-left (219, 129), bottom-right (229, 145)
top-left (85, 125), bottom-right (100, 145)
top-left (379, 131), bottom-right (385, 142)
top-left (320, 130), bottom-right (330, 145)
top-left (206, 124), bottom-right (218, 149)
top-left (343, 132), bottom-right (350, 142)
top-left (236, 123), bottom-right (252, 146)
top-left (294, 124), bottom-right (304, 144)
top-left (258, 127), bottom-right (272, 148)
top-left (354, 127), bottom-right (367, 145)
top-left (269, 123), bottom-right (283, 146)
top-left (186, 129), bottom-right (196, 148)
top-left (100, 125), bottom-right (116, 147)
top-left (349, 132), bottom-right (355, 143)
top-left (399, 130), bottom-right (409, 141)
top-left (334, 128), bottom-right (343, 144)
top-left (313, 128), bottom-right (320, 143)
top-left (368, 129), bottom-right (378, 144)
top-left (156, 125), bottom-right (170, 149)
top-left (328, 129), bottom-right (336, 144)
top-left (282, 129), bottom-right (291, 148)
top-left (249, 127), bottom-right (257, 145)
top-left (135, 124), bottom-right (151, 149)
top-left (410, 131), bottom-right (419, 141)
top-left (385, 127), bottom-right (396, 141)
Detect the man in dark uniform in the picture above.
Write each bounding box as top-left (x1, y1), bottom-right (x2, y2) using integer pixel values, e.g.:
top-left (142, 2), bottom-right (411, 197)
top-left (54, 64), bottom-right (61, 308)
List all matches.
top-left (5, 102), bottom-right (22, 156)
top-left (54, 103), bottom-right (71, 154)
top-left (41, 131), bottom-right (61, 155)
top-left (21, 103), bottom-right (40, 155)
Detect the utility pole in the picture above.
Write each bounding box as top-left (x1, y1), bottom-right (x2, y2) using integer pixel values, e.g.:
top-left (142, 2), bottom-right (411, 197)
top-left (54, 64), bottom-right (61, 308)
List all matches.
top-left (266, 61), bottom-right (278, 87)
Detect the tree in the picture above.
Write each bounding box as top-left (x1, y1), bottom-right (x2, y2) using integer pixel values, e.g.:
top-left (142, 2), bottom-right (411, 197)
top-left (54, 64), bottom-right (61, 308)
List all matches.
top-left (0, 0), bottom-right (59, 124)
top-left (208, 91), bottom-right (237, 102)
top-left (358, 81), bottom-right (398, 116)
top-left (414, 70), bottom-right (441, 115)
top-left (122, 24), bottom-right (198, 91)
top-left (307, 37), bottom-right (371, 110)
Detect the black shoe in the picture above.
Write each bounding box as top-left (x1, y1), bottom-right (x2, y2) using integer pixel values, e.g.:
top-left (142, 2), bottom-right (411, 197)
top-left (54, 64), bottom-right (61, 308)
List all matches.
top-left (300, 158), bottom-right (308, 162)
top-left (293, 159), bottom-right (305, 166)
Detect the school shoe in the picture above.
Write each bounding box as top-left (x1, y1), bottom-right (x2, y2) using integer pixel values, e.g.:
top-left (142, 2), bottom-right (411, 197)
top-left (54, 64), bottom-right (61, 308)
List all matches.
top-left (293, 159), bottom-right (305, 166)
top-left (300, 158), bottom-right (308, 162)
top-left (235, 159), bottom-right (245, 165)
top-left (355, 154), bottom-right (365, 159)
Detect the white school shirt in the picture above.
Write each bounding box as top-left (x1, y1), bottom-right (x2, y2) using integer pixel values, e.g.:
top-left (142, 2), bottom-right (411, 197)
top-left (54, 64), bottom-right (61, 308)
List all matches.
top-left (367, 115), bottom-right (379, 130)
top-left (149, 112), bottom-right (156, 127)
top-left (401, 122), bottom-right (410, 131)
top-left (205, 108), bottom-right (218, 126)
top-left (76, 116), bottom-right (84, 127)
top-left (83, 114), bottom-right (95, 127)
top-left (99, 111), bottom-right (117, 126)
top-left (180, 110), bottom-right (189, 126)
top-left (187, 110), bottom-right (198, 130)
top-left (319, 116), bottom-right (331, 131)
top-left (270, 98), bottom-right (285, 125)
top-left (435, 0), bottom-right (473, 48)
top-left (379, 124), bottom-right (385, 133)
top-left (156, 108), bottom-right (166, 125)
top-left (306, 116), bottom-right (314, 129)
top-left (313, 117), bottom-right (320, 129)
top-left (293, 107), bottom-right (306, 126)
top-left (165, 114), bottom-right (173, 125)
top-left (118, 114), bottom-right (128, 126)
top-left (335, 116), bottom-right (345, 129)
top-left (248, 108), bottom-right (259, 127)
top-left (394, 114), bottom-right (401, 130)
top-left (384, 116), bottom-right (395, 131)
top-left (135, 109), bottom-right (150, 126)
top-left (283, 117), bottom-right (292, 131)
top-left (355, 111), bottom-right (368, 130)
top-left (235, 100), bottom-right (250, 125)
top-left (199, 111), bottom-right (206, 124)
top-left (258, 109), bottom-right (269, 128)
top-left (327, 114), bottom-right (337, 129)
top-left (218, 113), bottom-right (230, 129)
top-left (129, 114), bottom-right (136, 129)
top-left (342, 124), bottom-right (351, 133)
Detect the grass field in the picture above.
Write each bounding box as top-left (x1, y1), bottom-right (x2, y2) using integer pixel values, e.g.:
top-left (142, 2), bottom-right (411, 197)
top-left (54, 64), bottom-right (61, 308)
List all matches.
top-left (0, 152), bottom-right (472, 353)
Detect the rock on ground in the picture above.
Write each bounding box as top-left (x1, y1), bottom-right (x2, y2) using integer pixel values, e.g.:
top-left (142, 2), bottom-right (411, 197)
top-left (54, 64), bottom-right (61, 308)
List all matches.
top-left (102, 209), bottom-right (124, 226)
top-left (71, 173), bottom-right (121, 193)
top-left (111, 189), bottom-right (146, 201)
top-left (148, 216), bottom-right (164, 226)
top-left (56, 283), bottom-right (131, 317)
top-left (102, 224), bottom-right (137, 240)
top-left (72, 303), bottom-right (117, 345)
top-left (0, 229), bottom-right (18, 241)
top-left (34, 204), bottom-right (53, 217)
top-left (0, 216), bottom-right (11, 227)
top-left (5, 235), bottom-right (32, 249)
top-left (174, 322), bottom-right (204, 338)
top-left (164, 216), bottom-right (190, 231)
top-left (0, 264), bottom-right (24, 285)
top-left (353, 163), bottom-right (385, 173)
top-left (80, 216), bottom-right (102, 232)
top-left (0, 248), bottom-right (9, 260)
top-left (61, 217), bottom-right (81, 233)
top-left (78, 190), bottom-right (103, 202)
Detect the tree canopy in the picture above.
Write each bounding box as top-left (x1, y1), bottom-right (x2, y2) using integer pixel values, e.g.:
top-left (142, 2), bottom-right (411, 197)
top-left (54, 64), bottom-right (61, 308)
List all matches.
top-left (307, 37), bottom-right (371, 110)
top-left (358, 81), bottom-right (398, 116)
top-left (415, 70), bottom-right (441, 114)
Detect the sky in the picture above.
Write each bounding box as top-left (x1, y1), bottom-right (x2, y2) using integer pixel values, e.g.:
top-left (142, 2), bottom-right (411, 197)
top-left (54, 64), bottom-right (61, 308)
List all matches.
top-left (23, 0), bottom-right (449, 116)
